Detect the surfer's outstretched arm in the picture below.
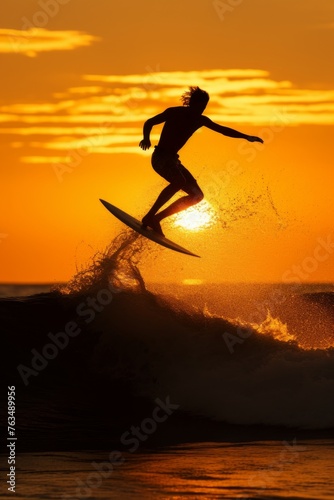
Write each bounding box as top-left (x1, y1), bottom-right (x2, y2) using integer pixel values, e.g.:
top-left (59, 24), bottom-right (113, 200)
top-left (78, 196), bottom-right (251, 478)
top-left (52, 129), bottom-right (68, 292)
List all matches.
top-left (139, 110), bottom-right (169, 150)
top-left (202, 116), bottom-right (263, 143)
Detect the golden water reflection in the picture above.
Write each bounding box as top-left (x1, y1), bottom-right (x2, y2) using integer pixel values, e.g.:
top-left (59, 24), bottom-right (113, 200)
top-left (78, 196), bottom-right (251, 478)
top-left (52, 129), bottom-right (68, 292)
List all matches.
top-left (17, 440), bottom-right (334, 499)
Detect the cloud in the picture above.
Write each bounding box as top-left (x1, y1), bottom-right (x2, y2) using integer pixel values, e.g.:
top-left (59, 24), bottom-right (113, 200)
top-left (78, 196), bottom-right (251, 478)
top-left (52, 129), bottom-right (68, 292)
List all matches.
top-left (80, 69), bottom-right (334, 128)
top-left (1, 68), bottom-right (334, 164)
top-left (0, 28), bottom-right (99, 57)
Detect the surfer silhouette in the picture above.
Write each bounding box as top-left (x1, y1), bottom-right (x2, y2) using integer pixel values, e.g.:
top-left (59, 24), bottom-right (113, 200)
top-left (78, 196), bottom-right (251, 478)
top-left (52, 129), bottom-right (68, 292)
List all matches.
top-left (139, 86), bottom-right (263, 236)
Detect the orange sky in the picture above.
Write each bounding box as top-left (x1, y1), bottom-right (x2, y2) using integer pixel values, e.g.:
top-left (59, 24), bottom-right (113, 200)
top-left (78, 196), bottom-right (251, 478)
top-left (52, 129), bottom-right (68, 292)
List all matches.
top-left (1, 0), bottom-right (334, 284)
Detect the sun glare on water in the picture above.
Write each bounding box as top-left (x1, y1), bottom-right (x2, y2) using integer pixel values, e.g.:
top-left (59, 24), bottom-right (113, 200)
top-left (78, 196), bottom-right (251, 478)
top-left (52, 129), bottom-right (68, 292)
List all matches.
top-left (172, 200), bottom-right (218, 231)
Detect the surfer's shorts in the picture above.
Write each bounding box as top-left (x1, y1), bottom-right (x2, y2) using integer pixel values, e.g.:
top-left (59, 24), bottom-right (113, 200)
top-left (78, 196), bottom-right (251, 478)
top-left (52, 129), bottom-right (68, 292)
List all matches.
top-left (151, 146), bottom-right (200, 195)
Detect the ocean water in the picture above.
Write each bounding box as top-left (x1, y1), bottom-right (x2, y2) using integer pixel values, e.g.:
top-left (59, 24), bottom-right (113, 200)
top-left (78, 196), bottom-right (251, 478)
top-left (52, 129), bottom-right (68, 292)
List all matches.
top-left (1, 231), bottom-right (334, 499)
top-left (6, 441), bottom-right (334, 500)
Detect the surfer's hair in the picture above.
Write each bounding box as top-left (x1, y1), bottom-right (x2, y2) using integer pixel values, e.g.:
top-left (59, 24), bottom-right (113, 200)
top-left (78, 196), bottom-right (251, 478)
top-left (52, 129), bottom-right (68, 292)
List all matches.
top-left (181, 86), bottom-right (209, 107)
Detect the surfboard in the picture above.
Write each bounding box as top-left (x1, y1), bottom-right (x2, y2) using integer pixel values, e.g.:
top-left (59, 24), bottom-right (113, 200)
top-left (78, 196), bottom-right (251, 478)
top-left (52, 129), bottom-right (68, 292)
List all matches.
top-left (100, 199), bottom-right (200, 258)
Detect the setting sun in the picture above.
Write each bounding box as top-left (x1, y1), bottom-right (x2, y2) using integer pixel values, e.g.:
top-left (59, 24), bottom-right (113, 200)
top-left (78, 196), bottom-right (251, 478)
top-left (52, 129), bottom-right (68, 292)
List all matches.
top-left (172, 200), bottom-right (218, 231)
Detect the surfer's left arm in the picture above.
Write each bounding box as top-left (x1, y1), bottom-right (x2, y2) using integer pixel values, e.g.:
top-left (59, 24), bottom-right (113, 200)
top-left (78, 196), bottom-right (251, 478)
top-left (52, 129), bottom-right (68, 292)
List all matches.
top-left (139, 110), bottom-right (169, 150)
top-left (202, 117), bottom-right (263, 143)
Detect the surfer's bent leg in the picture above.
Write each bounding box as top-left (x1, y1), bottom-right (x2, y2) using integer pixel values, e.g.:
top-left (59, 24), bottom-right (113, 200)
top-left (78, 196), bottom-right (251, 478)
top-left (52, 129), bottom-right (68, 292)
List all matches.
top-left (155, 186), bottom-right (203, 222)
top-left (142, 183), bottom-right (179, 236)
top-left (142, 147), bottom-right (203, 233)
top-left (142, 147), bottom-right (180, 235)
top-left (154, 160), bottom-right (204, 222)
top-left (143, 184), bottom-right (180, 219)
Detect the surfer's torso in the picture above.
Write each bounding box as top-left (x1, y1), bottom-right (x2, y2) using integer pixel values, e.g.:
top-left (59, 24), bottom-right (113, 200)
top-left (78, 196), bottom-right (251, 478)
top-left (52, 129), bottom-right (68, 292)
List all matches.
top-left (157, 106), bottom-right (205, 154)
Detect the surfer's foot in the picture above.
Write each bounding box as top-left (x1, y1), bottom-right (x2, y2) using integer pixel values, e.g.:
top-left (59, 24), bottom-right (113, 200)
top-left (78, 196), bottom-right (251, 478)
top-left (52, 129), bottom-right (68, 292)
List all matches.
top-left (142, 215), bottom-right (165, 237)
